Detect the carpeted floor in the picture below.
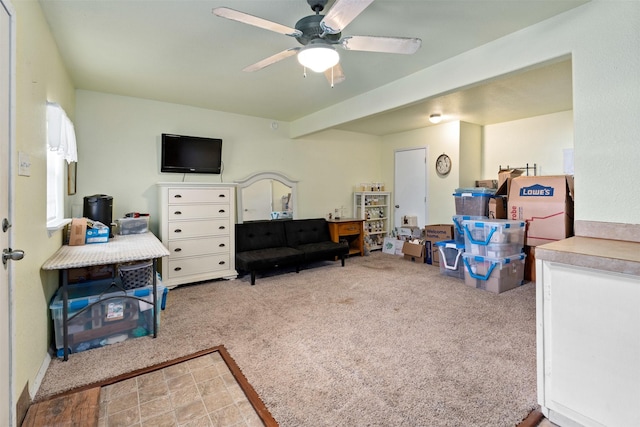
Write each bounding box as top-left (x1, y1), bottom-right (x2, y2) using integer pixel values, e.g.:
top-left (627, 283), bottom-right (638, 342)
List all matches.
top-left (36, 251), bottom-right (538, 426)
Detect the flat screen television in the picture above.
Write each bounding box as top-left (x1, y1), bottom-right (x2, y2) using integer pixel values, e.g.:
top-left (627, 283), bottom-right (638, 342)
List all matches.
top-left (161, 133), bottom-right (223, 174)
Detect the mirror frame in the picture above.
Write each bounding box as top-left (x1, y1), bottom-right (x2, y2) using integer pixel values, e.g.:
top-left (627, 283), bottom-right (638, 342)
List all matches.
top-left (235, 171), bottom-right (298, 223)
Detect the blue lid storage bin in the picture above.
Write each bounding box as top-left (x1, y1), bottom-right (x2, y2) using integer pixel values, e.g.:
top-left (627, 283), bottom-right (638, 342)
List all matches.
top-left (452, 215), bottom-right (487, 244)
top-left (435, 240), bottom-right (465, 279)
top-left (462, 253), bottom-right (526, 293)
top-left (462, 219), bottom-right (526, 257)
top-left (49, 278), bottom-right (167, 357)
top-left (453, 188), bottom-right (495, 216)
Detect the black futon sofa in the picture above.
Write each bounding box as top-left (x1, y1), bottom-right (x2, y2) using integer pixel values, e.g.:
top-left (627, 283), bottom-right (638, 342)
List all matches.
top-left (235, 218), bottom-right (349, 285)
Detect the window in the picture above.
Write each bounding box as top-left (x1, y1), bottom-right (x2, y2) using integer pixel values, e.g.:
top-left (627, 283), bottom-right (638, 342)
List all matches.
top-left (46, 102), bottom-right (77, 230)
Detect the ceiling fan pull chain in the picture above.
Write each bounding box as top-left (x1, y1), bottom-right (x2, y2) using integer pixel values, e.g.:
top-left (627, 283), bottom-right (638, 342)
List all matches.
top-left (303, 66), bottom-right (307, 78)
top-left (331, 67), bottom-right (334, 88)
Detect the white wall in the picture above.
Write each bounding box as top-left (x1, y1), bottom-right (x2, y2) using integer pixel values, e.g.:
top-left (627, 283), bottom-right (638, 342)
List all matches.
top-left (13, 0), bottom-right (76, 403)
top-left (482, 110), bottom-right (574, 178)
top-left (73, 90), bottom-right (383, 232)
top-left (294, 1), bottom-right (640, 225)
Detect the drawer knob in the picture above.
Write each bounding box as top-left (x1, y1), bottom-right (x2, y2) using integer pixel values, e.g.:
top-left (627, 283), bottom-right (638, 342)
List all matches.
top-left (174, 267), bottom-right (182, 271)
top-left (219, 243), bottom-right (226, 247)
top-left (174, 229), bottom-right (182, 233)
top-left (219, 226), bottom-right (226, 230)
top-left (174, 194), bottom-right (182, 198)
top-left (218, 194), bottom-right (225, 198)
top-left (219, 209), bottom-right (225, 213)
top-left (174, 211), bottom-right (182, 215)
top-left (174, 248), bottom-right (182, 252)
top-left (218, 261), bottom-right (225, 265)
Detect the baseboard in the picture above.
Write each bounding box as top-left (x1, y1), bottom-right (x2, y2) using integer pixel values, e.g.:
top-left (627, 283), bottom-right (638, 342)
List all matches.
top-left (16, 382), bottom-right (30, 427)
top-left (30, 351), bottom-right (52, 400)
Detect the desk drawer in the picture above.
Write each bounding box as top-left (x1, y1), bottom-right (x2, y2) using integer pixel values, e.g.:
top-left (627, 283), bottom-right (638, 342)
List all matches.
top-left (168, 204), bottom-right (230, 221)
top-left (168, 188), bottom-right (230, 204)
top-left (337, 222), bottom-right (362, 235)
top-left (168, 237), bottom-right (230, 258)
top-left (167, 254), bottom-right (231, 278)
top-left (167, 219), bottom-right (230, 239)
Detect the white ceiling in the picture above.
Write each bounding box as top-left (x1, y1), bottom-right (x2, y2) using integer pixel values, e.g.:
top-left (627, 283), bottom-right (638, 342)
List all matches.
top-left (39, 0), bottom-right (585, 135)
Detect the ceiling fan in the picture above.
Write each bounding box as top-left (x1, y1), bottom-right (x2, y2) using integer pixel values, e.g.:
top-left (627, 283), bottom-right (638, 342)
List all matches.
top-left (213, 0), bottom-right (421, 86)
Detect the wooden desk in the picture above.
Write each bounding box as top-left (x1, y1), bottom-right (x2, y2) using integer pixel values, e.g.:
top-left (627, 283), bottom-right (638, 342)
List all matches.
top-left (327, 219), bottom-right (364, 256)
top-left (42, 232), bottom-right (170, 360)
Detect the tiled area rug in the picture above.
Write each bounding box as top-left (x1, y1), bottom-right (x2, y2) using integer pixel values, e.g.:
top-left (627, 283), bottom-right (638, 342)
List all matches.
top-left (98, 346), bottom-right (276, 427)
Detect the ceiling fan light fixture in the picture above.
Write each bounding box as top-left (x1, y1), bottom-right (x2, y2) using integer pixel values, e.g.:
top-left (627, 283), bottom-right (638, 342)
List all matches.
top-left (429, 113), bottom-right (442, 124)
top-left (297, 44), bottom-right (339, 73)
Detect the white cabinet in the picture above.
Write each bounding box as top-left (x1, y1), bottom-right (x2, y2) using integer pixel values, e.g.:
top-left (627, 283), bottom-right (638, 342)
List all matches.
top-left (158, 183), bottom-right (237, 288)
top-left (353, 191), bottom-right (391, 251)
top-left (536, 237), bottom-right (640, 427)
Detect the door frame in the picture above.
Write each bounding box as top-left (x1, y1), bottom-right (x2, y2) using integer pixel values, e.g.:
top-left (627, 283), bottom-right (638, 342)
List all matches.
top-left (1, 0), bottom-right (16, 425)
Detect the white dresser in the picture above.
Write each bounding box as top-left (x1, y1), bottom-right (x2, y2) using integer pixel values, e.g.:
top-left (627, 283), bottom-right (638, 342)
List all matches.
top-left (157, 183), bottom-right (237, 288)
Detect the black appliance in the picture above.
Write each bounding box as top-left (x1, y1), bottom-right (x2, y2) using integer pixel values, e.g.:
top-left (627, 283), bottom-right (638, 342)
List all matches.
top-left (83, 194), bottom-right (114, 237)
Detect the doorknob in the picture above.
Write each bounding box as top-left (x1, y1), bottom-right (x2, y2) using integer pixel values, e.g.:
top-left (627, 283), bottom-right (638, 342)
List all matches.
top-left (395, 205), bottom-right (400, 208)
top-left (3, 248), bottom-right (25, 265)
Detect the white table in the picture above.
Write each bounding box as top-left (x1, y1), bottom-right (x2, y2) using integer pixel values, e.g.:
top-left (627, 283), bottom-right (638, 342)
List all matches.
top-left (42, 232), bottom-right (170, 360)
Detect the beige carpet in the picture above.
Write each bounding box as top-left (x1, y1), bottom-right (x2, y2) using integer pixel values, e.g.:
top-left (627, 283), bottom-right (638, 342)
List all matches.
top-left (36, 251), bottom-right (537, 426)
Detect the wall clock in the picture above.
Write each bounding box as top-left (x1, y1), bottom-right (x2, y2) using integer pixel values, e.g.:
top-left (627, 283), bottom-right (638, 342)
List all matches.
top-left (436, 153), bottom-right (452, 176)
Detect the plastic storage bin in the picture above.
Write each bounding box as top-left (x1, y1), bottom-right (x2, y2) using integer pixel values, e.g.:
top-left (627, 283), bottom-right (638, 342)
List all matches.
top-left (462, 219), bottom-right (526, 257)
top-left (453, 188), bottom-right (495, 216)
top-left (462, 253), bottom-right (526, 293)
top-left (50, 278), bottom-right (167, 357)
top-left (452, 215), bottom-right (486, 244)
top-left (435, 240), bottom-right (465, 279)
top-left (116, 217), bottom-right (149, 235)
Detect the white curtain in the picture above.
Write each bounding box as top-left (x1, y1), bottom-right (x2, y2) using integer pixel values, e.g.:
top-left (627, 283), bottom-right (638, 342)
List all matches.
top-left (46, 102), bottom-right (77, 163)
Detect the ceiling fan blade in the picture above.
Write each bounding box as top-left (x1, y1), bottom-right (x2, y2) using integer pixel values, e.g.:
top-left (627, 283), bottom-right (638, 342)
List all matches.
top-left (320, 0), bottom-right (374, 35)
top-left (243, 48), bottom-right (301, 72)
top-left (341, 35), bottom-right (422, 54)
top-left (324, 63), bottom-right (346, 86)
top-left (213, 7), bottom-right (302, 37)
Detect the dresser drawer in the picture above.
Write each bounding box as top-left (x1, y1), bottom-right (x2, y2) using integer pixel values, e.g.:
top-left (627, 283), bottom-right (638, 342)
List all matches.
top-left (168, 204), bottom-right (230, 220)
top-left (167, 188), bottom-right (230, 204)
top-left (168, 237), bottom-right (230, 258)
top-left (167, 254), bottom-right (231, 278)
top-left (337, 222), bottom-right (362, 235)
top-left (167, 219), bottom-right (230, 239)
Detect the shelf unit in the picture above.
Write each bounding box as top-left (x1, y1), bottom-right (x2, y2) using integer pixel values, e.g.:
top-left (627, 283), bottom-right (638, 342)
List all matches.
top-left (353, 191), bottom-right (391, 251)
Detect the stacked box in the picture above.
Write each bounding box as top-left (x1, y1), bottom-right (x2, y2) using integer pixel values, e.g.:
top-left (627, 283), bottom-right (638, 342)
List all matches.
top-left (461, 219), bottom-right (525, 257)
top-left (452, 215), bottom-right (486, 244)
top-left (462, 253), bottom-right (526, 293)
top-left (50, 279), bottom-right (167, 357)
top-left (435, 240), bottom-right (465, 279)
top-left (453, 187), bottom-right (495, 216)
top-left (116, 217), bottom-right (149, 235)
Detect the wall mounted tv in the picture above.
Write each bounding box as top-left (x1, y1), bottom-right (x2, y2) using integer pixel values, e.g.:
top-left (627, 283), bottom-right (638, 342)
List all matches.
top-left (161, 133), bottom-right (223, 174)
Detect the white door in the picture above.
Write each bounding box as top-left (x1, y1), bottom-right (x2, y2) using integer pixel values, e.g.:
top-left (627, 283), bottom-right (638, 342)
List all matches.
top-left (394, 148), bottom-right (427, 229)
top-left (1, 1), bottom-right (15, 425)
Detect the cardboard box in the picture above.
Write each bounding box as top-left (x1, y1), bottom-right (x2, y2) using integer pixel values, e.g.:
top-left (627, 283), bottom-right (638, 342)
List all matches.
top-left (68, 218), bottom-right (87, 246)
top-left (423, 224), bottom-right (454, 265)
top-left (524, 245), bottom-right (536, 282)
top-left (508, 175), bottom-right (574, 246)
top-left (402, 240), bottom-right (425, 262)
top-left (382, 237), bottom-right (404, 256)
top-left (475, 179), bottom-right (498, 189)
top-left (498, 169), bottom-right (524, 192)
top-left (488, 195), bottom-right (507, 219)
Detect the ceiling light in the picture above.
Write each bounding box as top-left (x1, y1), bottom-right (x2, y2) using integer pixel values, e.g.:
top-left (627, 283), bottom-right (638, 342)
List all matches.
top-left (429, 114), bottom-right (442, 124)
top-left (297, 44), bottom-right (340, 73)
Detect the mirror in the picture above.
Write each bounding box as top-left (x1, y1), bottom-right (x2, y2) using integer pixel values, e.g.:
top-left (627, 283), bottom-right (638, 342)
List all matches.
top-left (235, 172), bottom-right (298, 223)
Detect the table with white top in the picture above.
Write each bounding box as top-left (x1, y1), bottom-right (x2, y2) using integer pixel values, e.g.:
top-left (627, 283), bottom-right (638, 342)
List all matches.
top-left (42, 232), bottom-right (170, 360)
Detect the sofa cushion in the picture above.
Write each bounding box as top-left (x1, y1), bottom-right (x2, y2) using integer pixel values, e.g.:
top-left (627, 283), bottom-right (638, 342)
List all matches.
top-left (296, 241), bottom-right (349, 262)
top-left (283, 218), bottom-right (332, 247)
top-left (236, 247), bottom-right (303, 272)
top-left (236, 221), bottom-right (287, 252)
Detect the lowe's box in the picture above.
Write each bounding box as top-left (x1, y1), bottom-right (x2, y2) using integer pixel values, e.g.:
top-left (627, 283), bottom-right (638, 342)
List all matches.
top-left (508, 175), bottom-right (574, 246)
